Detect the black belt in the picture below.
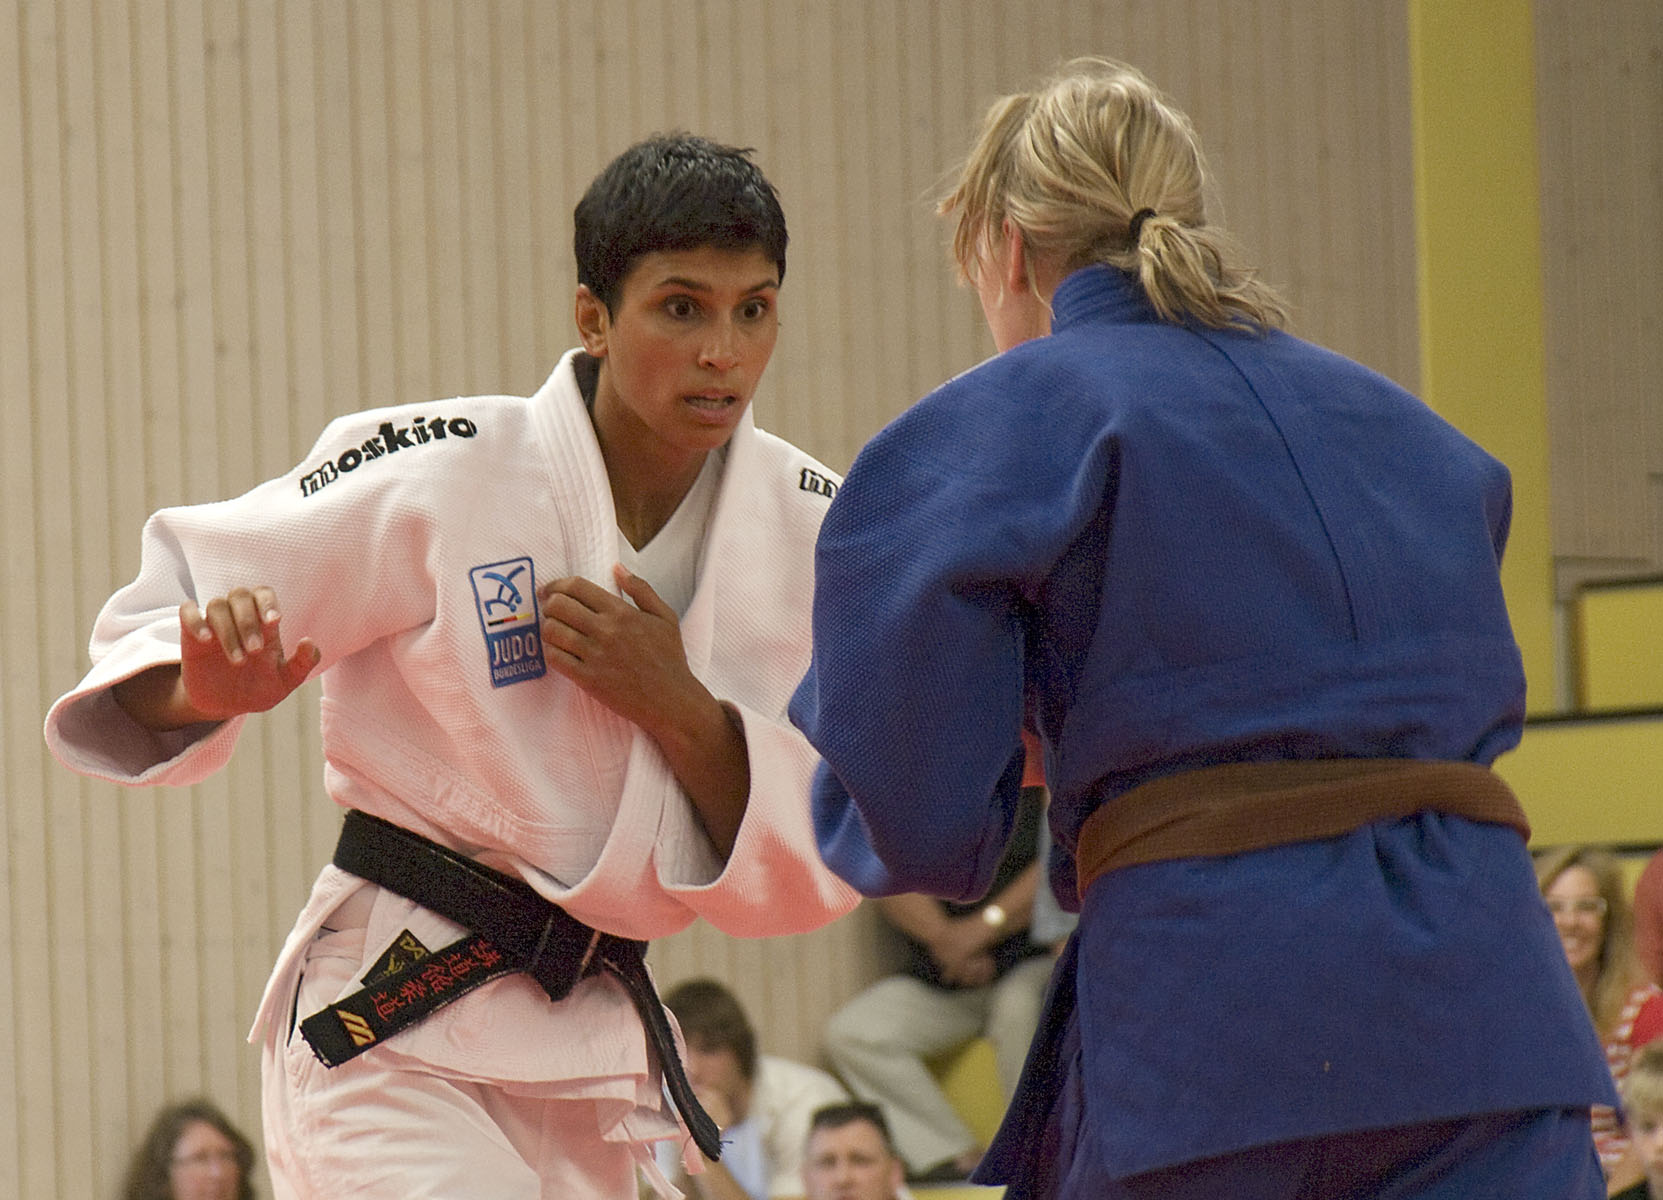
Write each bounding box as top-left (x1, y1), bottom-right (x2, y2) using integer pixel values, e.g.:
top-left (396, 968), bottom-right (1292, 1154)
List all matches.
top-left (297, 809), bottom-right (722, 1161)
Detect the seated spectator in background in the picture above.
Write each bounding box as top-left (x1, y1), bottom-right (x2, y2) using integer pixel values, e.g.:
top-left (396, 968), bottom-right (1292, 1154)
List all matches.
top-left (1613, 1041), bottom-right (1663, 1200)
top-left (823, 754), bottom-right (1059, 1184)
top-left (122, 1098), bottom-right (256, 1200)
top-left (660, 978), bottom-right (849, 1200)
top-left (801, 1102), bottom-right (907, 1200)
top-left (1635, 848), bottom-right (1663, 989)
top-left (1538, 845), bottom-right (1663, 1178)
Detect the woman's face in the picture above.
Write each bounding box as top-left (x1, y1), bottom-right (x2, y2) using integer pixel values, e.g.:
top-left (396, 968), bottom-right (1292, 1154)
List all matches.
top-left (1546, 865), bottom-right (1608, 976)
top-left (168, 1119), bottom-right (242, 1200)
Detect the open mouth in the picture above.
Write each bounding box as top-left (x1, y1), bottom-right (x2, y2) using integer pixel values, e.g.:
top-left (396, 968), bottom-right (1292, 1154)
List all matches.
top-left (684, 393), bottom-right (738, 410)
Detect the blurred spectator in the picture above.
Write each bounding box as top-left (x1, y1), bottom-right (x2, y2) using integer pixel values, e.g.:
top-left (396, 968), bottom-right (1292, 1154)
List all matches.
top-left (121, 1098), bottom-right (256, 1200)
top-left (1612, 1040), bottom-right (1663, 1200)
top-left (823, 746), bottom-right (1059, 1184)
top-left (1537, 845), bottom-right (1663, 1177)
top-left (1634, 848), bottom-right (1663, 989)
top-left (657, 978), bottom-right (848, 1200)
top-left (801, 1102), bottom-right (907, 1200)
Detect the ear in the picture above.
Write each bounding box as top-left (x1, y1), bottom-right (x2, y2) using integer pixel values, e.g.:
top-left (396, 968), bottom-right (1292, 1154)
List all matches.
top-left (574, 286), bottom-right (610, 357)
top-left (1001, 218), bottom-right (1031, 296)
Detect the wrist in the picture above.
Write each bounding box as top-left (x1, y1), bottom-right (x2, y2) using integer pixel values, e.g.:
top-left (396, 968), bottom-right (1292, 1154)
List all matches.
top-left (114, 664), bottom-right (209, 731)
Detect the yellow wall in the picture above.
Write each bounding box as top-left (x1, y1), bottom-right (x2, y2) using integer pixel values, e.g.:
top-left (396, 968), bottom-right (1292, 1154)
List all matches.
top-left (1494, 715), bottom-right (1663, 846)
top-left (1575, 582), bottom-right (1663, 710)
top-left (1410, 0), bottom-right (1660, 847)
top-left (1409, 0), bottom-right (1558, 714)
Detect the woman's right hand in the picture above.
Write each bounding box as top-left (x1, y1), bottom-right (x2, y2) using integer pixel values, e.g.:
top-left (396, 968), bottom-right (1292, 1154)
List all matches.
top-left (113, 586), bottom-right (320, 730)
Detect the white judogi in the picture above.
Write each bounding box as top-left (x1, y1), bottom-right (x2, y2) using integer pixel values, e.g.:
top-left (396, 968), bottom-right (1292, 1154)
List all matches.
top-left (45, 350), bottom-right (858, 1197)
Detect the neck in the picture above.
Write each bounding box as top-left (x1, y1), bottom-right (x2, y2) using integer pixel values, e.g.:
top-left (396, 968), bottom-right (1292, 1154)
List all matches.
top-left (583, 362), bottom-right (709, 549)
top-left (604, 448), bottom-right (705, 549)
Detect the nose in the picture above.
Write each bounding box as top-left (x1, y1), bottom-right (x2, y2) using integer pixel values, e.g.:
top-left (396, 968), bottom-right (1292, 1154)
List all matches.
top-left (699, 320), bottom-right (741, 372)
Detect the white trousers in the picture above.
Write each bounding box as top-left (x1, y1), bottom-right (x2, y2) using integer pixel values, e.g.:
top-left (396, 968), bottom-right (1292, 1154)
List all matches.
top-left (261, 925), bottom-right (641, 1199)
top-left (822, 956), bottom-right (1055, 1173)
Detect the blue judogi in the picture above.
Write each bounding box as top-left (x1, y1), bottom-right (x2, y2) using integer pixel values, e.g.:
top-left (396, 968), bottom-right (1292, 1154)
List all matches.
top-left (790, 267), bottom-right (1612, 1195)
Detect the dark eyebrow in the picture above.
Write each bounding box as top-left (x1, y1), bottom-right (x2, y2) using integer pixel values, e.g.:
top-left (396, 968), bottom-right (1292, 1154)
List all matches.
top-left (654, 275), bottom-right (779, 296)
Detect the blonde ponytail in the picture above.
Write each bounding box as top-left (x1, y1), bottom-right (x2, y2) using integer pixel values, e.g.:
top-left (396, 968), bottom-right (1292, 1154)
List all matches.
top-left (942, 57), bottom-right (1288, 332)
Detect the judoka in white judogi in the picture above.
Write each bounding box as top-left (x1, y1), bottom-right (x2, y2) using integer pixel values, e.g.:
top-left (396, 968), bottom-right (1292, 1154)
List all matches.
top-left (46, 347), bottom-right (858, 1198)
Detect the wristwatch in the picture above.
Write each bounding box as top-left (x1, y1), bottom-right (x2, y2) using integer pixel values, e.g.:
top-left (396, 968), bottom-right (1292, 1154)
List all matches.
top-left (981, 903), bottom-right (1008, 931)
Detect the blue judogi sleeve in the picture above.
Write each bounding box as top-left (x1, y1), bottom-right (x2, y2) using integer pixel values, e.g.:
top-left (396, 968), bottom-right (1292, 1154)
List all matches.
top-left (789, 349), bottom-right (1123, 903)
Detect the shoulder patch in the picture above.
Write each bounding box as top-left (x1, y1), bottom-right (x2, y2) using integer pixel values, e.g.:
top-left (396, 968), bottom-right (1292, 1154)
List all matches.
top-left (299, 414), bottom-right (479, 498)
top-left (797, 465), bottom-right (838, 500)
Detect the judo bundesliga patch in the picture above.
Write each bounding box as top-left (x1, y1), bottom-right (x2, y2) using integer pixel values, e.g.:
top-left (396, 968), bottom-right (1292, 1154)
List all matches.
top-left (468, 557), bottom-right (547, 687)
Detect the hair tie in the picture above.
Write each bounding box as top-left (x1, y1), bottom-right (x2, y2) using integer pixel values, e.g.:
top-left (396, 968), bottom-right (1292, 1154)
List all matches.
top-left (1128, 207), bottom-right (1157, 244)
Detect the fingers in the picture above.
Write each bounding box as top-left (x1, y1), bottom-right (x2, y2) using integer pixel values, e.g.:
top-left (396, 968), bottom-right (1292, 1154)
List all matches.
top-left (180, 599), bottom-right (214, 645)
top-left (538, 580), bottom-right (602, 662)
top-left (537, 572), bottom-right (688, 712)
top-left (174, 587), bottom-right (318, 720)
top-left (541, 574), bottom-right (612, 614)
top-left (613, 563), bottom-right (675, 620)
top-left (181, 587), bottom-right (314, 671)
top-left (187, 586), bottom-right (279, 662)
top-left (541, 568), bottom-right (675, 623)
top-left (538, 572), bottom-right (646, 657)
top-left (281, 638), bottom-right (323, 686)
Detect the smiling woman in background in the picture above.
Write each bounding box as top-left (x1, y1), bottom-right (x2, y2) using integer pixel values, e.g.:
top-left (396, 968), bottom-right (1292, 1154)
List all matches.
top-left (122, 1098), bottom-right (256, 1200)
top-left (1538, 845), bottom-right (1663, 1183)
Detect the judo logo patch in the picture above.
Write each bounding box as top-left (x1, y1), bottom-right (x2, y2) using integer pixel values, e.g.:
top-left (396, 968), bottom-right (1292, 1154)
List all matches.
top-left (469, 557), bottom-right (547, 687)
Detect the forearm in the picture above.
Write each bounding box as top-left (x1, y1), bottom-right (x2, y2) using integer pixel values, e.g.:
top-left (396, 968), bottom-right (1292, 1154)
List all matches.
top-left (111, 663), bottom-right (210, 732)
top-left (649, 690), bottom-right (750, 858)
top-left (876, 892), bottom-right (955, 944)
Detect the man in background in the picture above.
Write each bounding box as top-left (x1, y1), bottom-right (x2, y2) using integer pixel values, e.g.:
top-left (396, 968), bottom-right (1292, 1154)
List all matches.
top-left (661, 978), bottom-right (849, 1199)
top-left (801, 1103), bottom-right (907, 1200)
top-left (822, 736), bottom-right (1064, 1182)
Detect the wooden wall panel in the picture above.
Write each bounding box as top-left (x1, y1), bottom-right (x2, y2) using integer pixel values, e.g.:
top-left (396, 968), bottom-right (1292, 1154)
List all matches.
top-left (4, 1), bottom-right (1641, 1194)
top-left (1535, 0), bottom-right (1663, 590)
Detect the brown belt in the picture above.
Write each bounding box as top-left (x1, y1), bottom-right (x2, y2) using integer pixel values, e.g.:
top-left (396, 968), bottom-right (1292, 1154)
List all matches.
top-left (1075, 758), bottom-right (1530, 896)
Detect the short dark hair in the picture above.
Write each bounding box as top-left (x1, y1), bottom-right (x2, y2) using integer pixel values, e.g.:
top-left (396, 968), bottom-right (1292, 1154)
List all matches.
top-left (663, 977), bottom-right (758, 1081)
top-left (573, 132), bottom-right (788, 310)
top-left (121, 1098), bottom-right (256, 1200)
top-left (808, 1101), bottom-right (896, 1155)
